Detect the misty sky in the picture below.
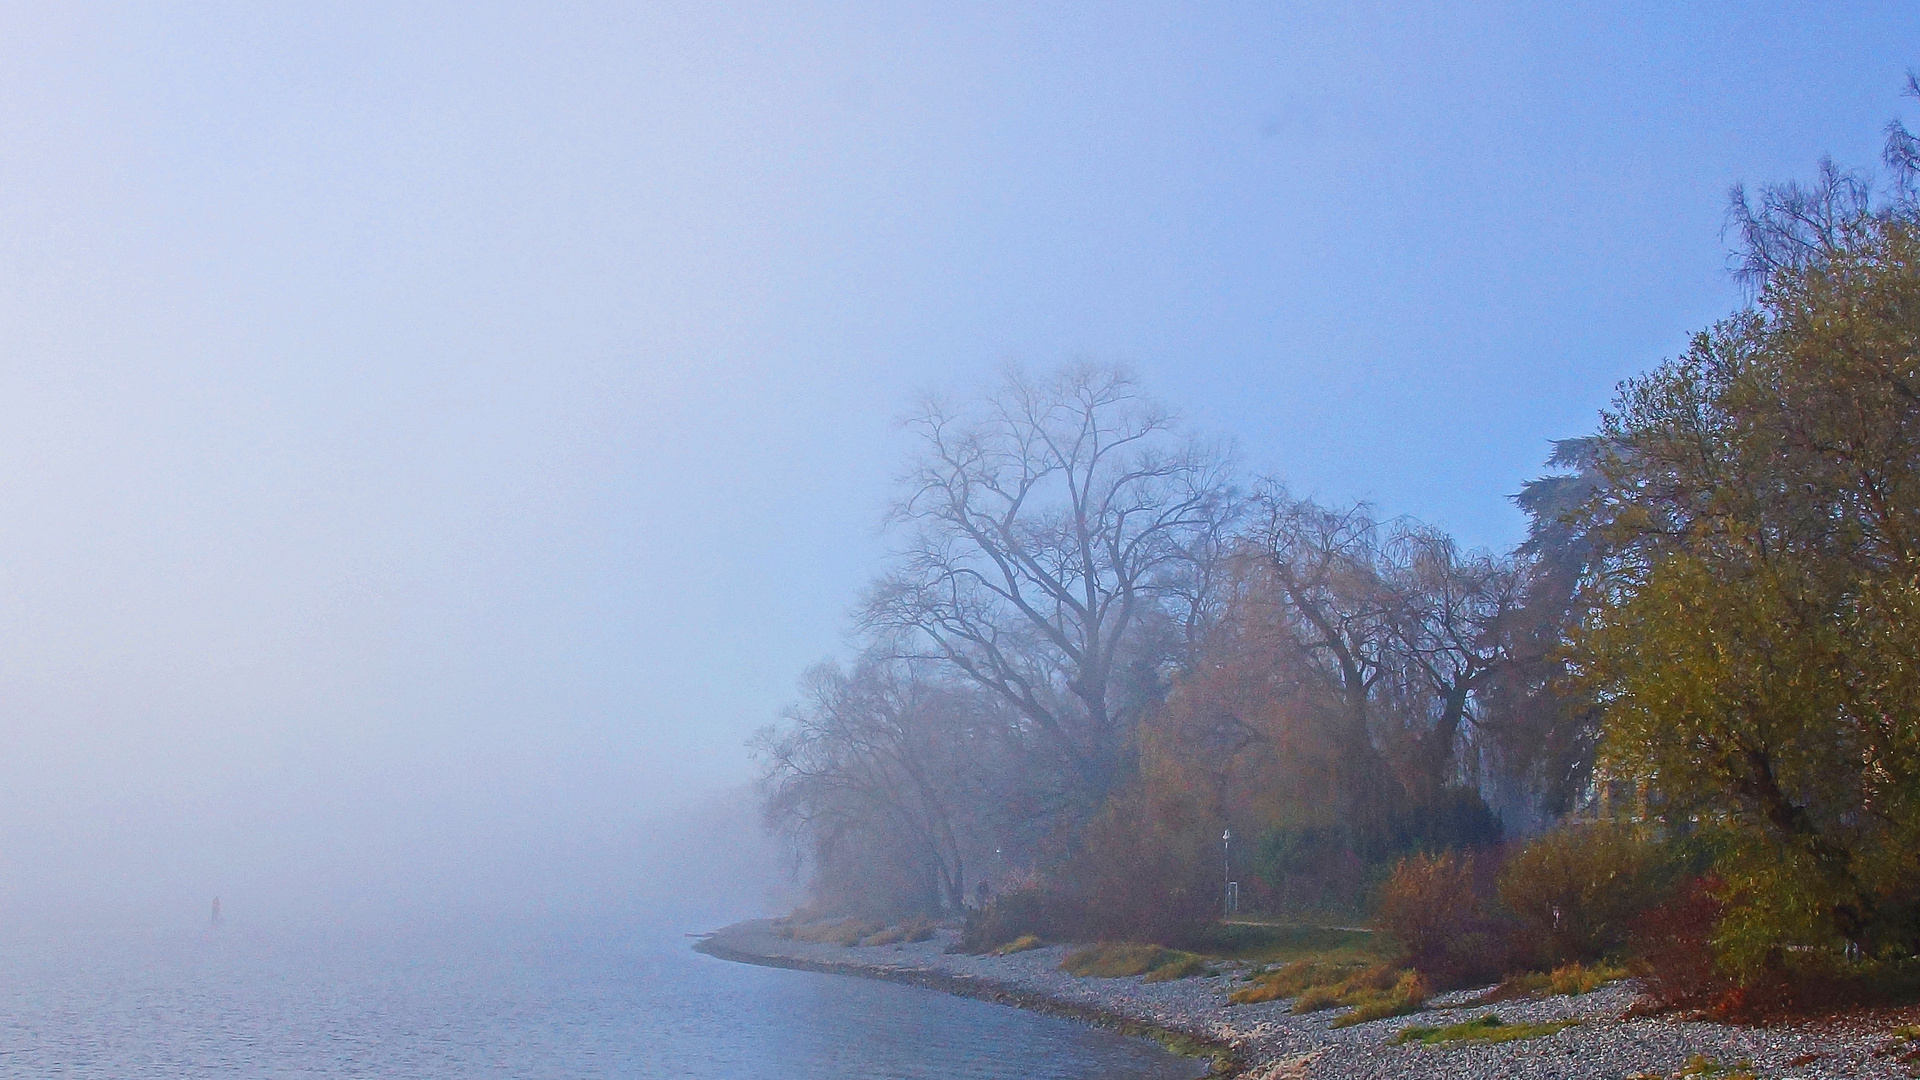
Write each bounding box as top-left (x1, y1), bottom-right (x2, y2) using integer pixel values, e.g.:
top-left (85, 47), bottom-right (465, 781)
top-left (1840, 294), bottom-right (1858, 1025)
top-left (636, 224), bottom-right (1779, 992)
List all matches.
top-left (1, 3), bottom-right (1915, 925)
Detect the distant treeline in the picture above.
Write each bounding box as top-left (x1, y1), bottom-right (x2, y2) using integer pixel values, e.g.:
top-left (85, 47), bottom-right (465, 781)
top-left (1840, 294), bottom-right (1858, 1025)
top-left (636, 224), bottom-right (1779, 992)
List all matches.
top-left (756, 79), bottom-right (1920, 1009)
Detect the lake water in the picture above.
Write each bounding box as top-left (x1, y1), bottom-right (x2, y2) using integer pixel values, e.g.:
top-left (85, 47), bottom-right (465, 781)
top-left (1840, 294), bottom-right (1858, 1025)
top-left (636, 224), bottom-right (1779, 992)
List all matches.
top-left (0, 916), bottom-right (1209, 1079)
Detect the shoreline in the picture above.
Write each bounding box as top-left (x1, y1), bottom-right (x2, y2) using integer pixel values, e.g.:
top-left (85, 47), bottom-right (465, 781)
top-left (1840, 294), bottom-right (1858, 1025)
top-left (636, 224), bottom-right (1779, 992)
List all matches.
top-left (694, 922), bottom-right (1238, 1075)
top-left (694, 918), bottom-right (1917, 1080)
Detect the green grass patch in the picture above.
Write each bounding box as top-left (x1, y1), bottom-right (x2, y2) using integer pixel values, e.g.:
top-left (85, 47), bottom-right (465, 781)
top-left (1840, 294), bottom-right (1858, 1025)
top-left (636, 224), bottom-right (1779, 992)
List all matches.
top-left (1193, 922), bottom-right (1392, 965)
top-left (990, 934), bottom-right (1044, 956)
top-left (1391, 1014), bottom-right (1581, 1046)
top-left (1060, 943), bottom-right (1206, 981)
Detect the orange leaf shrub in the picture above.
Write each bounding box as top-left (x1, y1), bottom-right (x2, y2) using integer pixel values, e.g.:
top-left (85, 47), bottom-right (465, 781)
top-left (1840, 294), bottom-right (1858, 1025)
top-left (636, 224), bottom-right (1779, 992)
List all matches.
top-left (1377, 851), bottom-right (1506, 986)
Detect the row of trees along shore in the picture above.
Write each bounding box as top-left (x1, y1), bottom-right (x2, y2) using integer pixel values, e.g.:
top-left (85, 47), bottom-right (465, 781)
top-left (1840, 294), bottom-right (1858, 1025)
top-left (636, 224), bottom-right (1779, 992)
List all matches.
top-left (755, 83), bottom-right (1920, 1014)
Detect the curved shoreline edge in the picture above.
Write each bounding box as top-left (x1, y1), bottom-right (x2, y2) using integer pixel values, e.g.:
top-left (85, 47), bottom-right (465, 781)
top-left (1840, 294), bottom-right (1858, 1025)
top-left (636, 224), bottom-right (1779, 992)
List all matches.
top-left (692, 924), bottom-right (1242, 1076)
top-left (688, 921), bottom-right (1913, 1080)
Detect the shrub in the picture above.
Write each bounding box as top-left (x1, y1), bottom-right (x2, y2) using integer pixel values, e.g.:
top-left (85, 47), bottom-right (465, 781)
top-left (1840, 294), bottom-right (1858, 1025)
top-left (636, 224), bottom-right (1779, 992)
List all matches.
top-left (1550, 960), bottom-right (1625, 996)
top-left (1251, 825), bottom-right (1372, 917)
top-left (1249, 790), bottom-right (1501, 919)
top-left (1377, 851), bottom-right (1503, 985)
top-left (1629, 875), bottom-right (1730, 1010)
top-left (1396, 786), bottom-right (1503, 853)
top-left (1498, 822), bottom-right (1673, 968)
top-left (959, 887), bottom-right (1086, 953)
top-left (1290, 984), bottom-right (1342, 1012)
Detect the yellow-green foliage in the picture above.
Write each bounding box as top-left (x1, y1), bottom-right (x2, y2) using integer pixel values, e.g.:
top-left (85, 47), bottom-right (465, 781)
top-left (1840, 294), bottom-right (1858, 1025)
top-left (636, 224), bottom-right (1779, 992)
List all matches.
top-left (1226, 981), bottom-right (1281, 1006)
top-left (1497, 822), bottom-right (1669, 967)
top-left (781, 918), bottom-right (884, 946)
top-left (991, 934), bottom-right (1044, 956)
top-left (1392, 1014), bottom-right (1580, 1046)
top-left (1573, 221), bottom-right (1920, 983)
top-left (1059, 943), bottom-right (1204, 981)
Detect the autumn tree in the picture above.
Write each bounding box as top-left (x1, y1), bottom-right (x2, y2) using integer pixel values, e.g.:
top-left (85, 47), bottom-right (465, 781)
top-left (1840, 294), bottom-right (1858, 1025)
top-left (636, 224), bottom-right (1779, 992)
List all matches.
top-left (1230, 489), bottom-right (1521, 835)
top-left (1574, 123), bottom-right (1920, 969)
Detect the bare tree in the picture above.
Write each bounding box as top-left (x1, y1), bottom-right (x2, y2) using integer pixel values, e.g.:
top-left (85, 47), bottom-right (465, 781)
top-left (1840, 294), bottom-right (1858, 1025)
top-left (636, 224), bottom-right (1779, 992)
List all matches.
top-left (861, 364), bottom-right (1237, 814)
top-left (754, 656), bottom-right (991, 912)
top-left (1729, 72), bottom-right (1920, 287)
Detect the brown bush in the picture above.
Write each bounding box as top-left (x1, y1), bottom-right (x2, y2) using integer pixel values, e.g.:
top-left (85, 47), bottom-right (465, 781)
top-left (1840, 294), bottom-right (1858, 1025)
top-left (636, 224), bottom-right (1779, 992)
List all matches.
top-left (1378, 851), bottom-right (1505, 986)
top-left (958, 887), bottom-right (1087, 953)
top-left (1498, 822), bottom-right (1672, 969)
top-left (1629, 875), bottom-right (1730, 1010)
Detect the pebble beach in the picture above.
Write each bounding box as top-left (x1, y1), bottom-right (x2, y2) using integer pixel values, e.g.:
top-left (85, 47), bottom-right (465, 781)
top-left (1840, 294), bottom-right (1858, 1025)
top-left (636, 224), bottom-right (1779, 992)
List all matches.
top-left (696, 919), bottom-right (1918, 1080)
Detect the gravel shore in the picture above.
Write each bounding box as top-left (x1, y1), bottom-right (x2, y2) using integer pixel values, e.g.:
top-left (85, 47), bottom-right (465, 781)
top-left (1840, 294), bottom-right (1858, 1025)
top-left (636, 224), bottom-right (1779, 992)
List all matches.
top-left (694, 919), bottom-right (1918, 1080)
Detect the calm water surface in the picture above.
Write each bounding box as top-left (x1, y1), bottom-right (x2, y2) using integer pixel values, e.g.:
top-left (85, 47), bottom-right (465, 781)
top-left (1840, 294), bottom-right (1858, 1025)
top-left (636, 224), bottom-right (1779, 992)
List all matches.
top-left (0, 917), bottom-right (1209, 1079)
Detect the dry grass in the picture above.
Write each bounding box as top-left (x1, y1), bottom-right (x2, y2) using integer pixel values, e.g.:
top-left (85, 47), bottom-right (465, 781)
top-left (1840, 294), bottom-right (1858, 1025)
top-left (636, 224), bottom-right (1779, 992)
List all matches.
top-left (1329, 969), bottom-right (1432, 1027)
top-left (1229, 960), bottom-right (1430, 1026)
top-left (1473, 960), bottom-right (1627, 1004)
top-left (1289, 984), bottom-right (1343, 1012)
top-left (1228, 959), bottom-right (1373, 1005)
top-left (991, 934), bottom-right (1044, 956)
top-left (859, 919), bottom-right (938, 946)
top-left (1142, 952), bottom-right (1208, 982)
top-left (1551, 960), bottom-right (1625, 995)
top-left (1060, 943), bottom-right (1206, 981)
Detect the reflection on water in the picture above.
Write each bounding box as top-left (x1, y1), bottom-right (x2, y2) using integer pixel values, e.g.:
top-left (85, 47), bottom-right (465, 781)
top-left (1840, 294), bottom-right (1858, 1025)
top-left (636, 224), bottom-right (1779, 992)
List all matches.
top-left (0, 918), bottom-right (1209, 1079)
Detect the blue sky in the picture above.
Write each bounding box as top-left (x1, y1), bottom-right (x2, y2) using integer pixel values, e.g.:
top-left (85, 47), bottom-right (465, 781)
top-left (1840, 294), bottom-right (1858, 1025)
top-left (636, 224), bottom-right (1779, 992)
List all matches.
top-left (0, 2), bottom-right (1914, 922)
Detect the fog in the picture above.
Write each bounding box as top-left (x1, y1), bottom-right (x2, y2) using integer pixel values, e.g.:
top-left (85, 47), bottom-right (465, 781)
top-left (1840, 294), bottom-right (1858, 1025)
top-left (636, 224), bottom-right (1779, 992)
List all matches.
top-left (0, 3), bottom-right (1911, 931)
